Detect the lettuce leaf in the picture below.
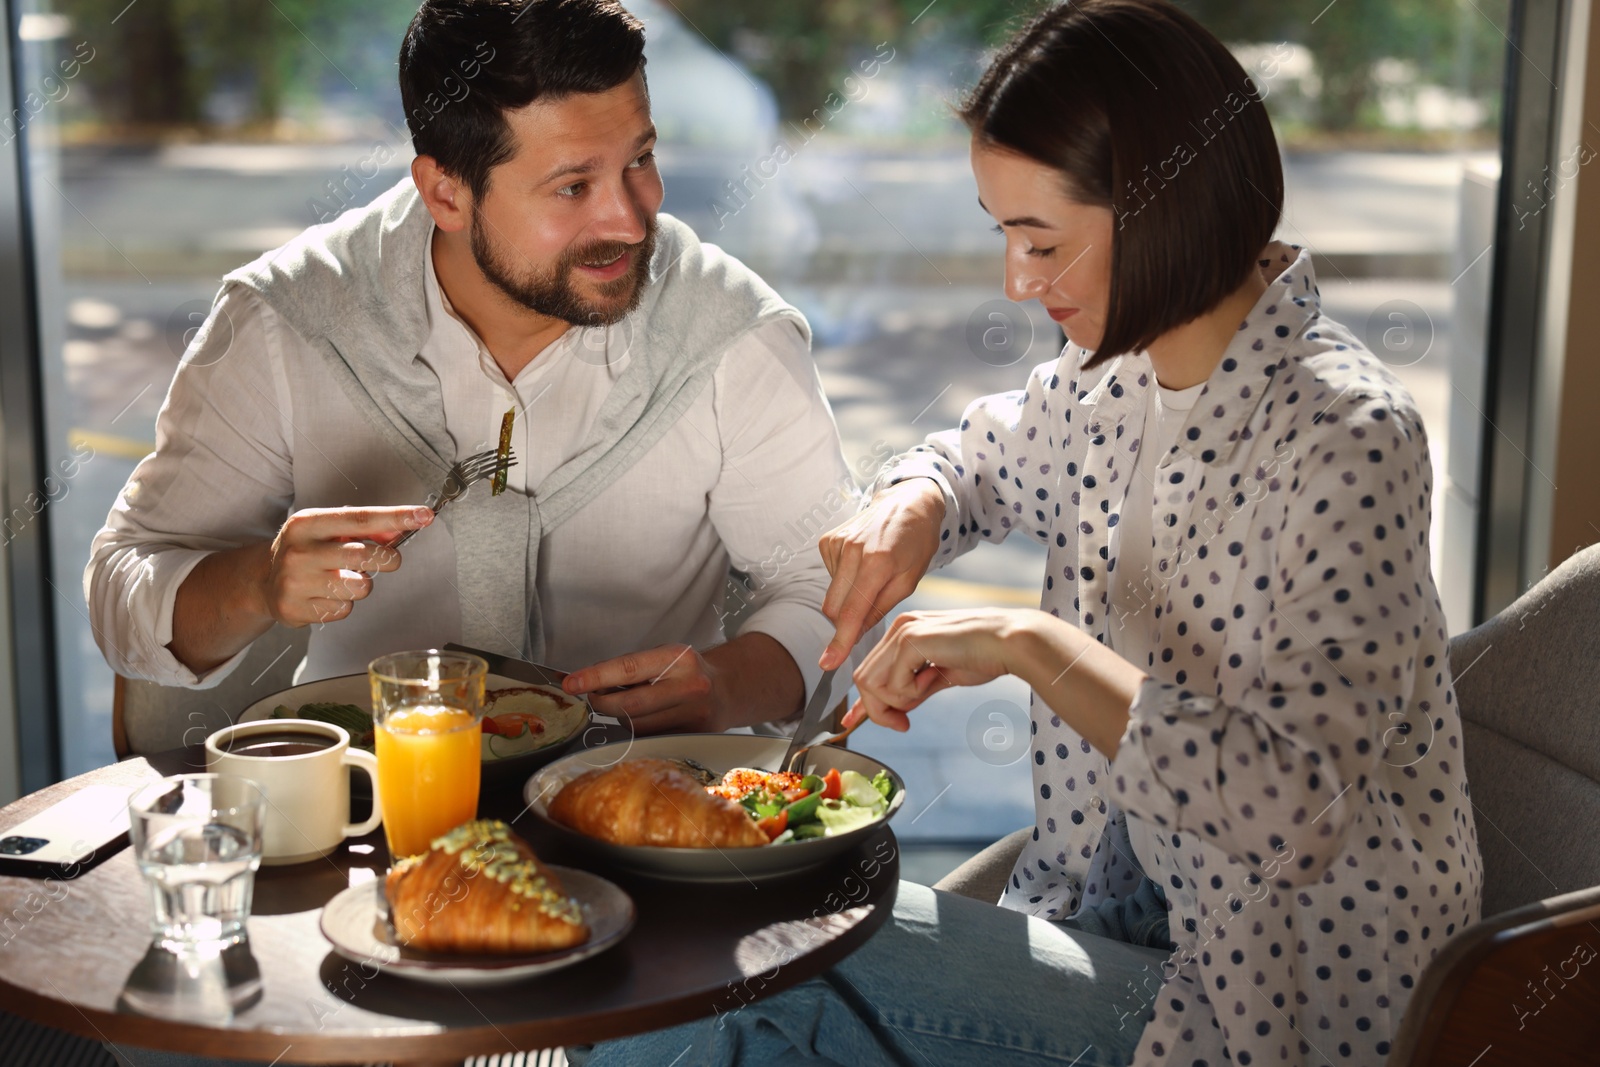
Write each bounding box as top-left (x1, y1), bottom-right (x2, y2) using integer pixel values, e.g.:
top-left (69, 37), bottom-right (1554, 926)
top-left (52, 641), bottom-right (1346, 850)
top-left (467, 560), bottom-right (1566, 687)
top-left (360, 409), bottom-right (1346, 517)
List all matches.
top-left (839, 770), bottom-right (888, 813)
top-left (816, 800), bottom-right (882, 834)
top-left (871, 770), bottom-right (896, 803)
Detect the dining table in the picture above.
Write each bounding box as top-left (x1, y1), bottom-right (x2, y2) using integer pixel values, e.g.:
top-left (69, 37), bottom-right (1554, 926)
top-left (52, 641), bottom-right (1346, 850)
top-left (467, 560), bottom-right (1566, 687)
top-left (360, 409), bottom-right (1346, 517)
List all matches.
top-left (0, 719), bottom-right (901, 1065)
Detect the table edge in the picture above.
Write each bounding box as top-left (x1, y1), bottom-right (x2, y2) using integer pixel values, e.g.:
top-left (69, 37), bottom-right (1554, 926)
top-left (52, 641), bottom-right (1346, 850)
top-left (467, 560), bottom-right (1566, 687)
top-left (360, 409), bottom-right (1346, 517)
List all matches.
top-left (0, 856), bottom-right (900, 1061)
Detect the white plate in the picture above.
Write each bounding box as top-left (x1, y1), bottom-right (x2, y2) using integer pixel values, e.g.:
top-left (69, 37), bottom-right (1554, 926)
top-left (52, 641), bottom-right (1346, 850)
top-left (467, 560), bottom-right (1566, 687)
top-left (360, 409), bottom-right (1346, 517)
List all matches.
top-left (236, 673), bottom-right (591, 783)
top-left (318, 865), bottom-right (633, 986)
top-left (523, 733), bottom-right (906, 883)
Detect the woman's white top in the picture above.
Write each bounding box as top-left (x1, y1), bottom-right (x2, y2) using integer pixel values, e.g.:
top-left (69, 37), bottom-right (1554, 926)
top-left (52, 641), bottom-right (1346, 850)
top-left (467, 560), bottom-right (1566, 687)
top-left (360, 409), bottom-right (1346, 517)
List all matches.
top-left (879, 242), bottom-right (1483, 1067)
top-left (1109, 378), bottom-right (1207, 657)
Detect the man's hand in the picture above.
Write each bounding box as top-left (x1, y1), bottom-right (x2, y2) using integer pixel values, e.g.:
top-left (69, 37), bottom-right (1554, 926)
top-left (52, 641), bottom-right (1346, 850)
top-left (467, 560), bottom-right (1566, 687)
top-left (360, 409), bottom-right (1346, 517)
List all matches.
top-left (255, 506), bottom-right (433, 627)
top-left (562, 632), bottom-right (805, 735)
top-left (817, 478), bottom-right (946, 671)
top-left (562, 643), bottom-right (729, 735)
top-left (169, 504), bottom-right (434, 675)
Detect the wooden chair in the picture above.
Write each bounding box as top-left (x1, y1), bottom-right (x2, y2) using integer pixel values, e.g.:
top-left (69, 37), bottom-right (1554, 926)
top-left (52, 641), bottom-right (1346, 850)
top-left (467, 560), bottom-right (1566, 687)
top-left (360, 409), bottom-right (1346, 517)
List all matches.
top-left (1387, 883), bottom-right (1600, 1066)
top-left (933, 544), bottom-right (1600, 1065)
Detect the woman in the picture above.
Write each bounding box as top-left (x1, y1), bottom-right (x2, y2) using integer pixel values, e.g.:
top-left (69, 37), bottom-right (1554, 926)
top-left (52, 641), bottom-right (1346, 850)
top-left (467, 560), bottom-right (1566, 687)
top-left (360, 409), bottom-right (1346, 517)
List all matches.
top-left (573, 1), bottom-right (1481, 1065)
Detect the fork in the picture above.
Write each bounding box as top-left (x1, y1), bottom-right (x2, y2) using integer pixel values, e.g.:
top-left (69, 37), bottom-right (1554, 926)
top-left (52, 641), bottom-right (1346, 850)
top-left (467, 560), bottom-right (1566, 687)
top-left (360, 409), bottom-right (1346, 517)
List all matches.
top-left (386, 447), bottom-right (518, 551)
top-left (783, 714), bottom-right (867, 775)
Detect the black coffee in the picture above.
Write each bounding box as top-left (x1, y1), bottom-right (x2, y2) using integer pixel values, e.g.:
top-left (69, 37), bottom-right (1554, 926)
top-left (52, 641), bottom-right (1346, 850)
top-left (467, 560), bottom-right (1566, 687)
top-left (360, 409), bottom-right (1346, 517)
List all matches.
top-left (225, 730), bottom-right (336, 758)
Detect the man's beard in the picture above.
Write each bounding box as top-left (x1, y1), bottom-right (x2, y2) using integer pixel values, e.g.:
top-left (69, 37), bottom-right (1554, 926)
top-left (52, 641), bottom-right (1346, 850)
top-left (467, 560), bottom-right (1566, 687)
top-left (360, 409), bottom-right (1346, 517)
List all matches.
top-left (469, 208), bottom-right (657, 328)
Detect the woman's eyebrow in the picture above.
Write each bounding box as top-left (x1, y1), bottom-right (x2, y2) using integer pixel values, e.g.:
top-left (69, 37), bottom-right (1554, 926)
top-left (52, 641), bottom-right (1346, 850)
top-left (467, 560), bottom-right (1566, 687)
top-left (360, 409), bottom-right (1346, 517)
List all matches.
top-left (977, 197), bottom-right (1057, 229)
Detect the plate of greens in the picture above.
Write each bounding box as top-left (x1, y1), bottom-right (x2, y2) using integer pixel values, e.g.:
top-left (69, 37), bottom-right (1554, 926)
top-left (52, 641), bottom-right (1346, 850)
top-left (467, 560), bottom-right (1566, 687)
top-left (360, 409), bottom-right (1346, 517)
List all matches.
top-left (235, 666), bottom-right (592, 785)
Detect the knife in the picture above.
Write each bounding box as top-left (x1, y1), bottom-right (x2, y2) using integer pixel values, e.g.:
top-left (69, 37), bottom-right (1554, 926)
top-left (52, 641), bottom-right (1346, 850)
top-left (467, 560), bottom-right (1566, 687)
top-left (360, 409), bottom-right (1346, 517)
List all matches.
top-left (779, 666), bottom-right (838, 774)
top-left (443, 643), bottom-right (568, 688)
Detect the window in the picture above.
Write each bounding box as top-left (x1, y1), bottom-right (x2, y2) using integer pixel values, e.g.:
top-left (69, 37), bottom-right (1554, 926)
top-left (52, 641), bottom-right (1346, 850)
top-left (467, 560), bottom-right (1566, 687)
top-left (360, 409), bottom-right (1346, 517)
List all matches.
top-left (8, 2), bottom-right (1517, 875)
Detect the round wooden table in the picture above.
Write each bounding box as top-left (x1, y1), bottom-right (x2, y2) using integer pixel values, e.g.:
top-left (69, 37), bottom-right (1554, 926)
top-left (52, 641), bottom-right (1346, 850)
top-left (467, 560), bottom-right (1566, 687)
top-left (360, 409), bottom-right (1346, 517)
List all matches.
top-left (0, 743), bottom-right (900, 1065)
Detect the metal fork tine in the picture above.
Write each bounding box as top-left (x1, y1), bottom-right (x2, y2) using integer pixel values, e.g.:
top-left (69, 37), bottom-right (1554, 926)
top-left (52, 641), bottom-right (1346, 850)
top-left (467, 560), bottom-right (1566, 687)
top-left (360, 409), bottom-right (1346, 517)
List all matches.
top-left (459, 448), bottom-right (510, 470)
top-left (470, 447), bottom-right (516, 466)
top-left (479, 447), bottom-right (518, 467)
top-left (462, 452), bottom-right (517, 481)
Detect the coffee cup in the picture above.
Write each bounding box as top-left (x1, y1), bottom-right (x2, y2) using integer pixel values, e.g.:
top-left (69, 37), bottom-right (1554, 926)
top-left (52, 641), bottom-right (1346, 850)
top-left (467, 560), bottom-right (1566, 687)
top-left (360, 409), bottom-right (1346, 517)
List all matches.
top-left (205, 719), bottom-right (381, 865)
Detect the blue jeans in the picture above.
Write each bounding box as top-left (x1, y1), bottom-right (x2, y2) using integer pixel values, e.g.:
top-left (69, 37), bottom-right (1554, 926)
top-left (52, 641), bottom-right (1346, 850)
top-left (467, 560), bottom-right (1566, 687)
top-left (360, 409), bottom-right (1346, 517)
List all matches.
top-left (568, 877), bottom-right (1173, 1067)
top-left (1058, 874), bottom-right (1173, 950)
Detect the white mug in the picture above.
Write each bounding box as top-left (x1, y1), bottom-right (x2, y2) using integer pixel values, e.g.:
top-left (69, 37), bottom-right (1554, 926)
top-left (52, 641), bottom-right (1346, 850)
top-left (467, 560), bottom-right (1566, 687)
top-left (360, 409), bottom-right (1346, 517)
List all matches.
top-left (205, 719), bottom-right (381, 865)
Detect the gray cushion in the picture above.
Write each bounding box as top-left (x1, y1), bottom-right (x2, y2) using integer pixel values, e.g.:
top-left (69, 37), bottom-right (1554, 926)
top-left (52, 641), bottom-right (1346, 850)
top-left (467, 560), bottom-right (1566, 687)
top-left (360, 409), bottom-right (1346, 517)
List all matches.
top-left (933, 826), bottom-right (1032, 903)
top-left (1449, 543), bottom-right (1600, 916)
top-left (1458, 721), bottom-right (1600, 917)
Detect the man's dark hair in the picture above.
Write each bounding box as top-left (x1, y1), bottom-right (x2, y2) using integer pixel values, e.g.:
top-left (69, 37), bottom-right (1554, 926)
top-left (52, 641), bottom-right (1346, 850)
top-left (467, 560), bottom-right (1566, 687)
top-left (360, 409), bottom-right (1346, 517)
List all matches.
top-left (959, 0), bottom-right (1283, 367)
top-left (399, 0), bottom-right (647, 200)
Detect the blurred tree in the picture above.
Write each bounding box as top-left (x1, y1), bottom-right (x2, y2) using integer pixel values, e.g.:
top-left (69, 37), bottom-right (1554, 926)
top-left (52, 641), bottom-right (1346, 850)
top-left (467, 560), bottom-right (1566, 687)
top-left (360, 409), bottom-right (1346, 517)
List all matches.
top-left (86, 0), bottom-right (196, 125)
top-left (1307, 0), bottom-right (1395, 129)
top-left (672, 0), bottom-right (1509, 135)
top-left (670, 0), bottom-right (1044, 121)
top-left (51, 0), bottom-right (415, 133)
top-left (44, 0), bottom-right (1510, 139)
top-left (1183, 0), bottom-right (1508, 131)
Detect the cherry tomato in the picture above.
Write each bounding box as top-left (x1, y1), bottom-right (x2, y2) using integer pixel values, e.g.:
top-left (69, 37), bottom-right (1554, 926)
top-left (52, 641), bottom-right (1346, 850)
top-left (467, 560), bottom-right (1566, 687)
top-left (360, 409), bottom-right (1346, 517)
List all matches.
top-left (487, 713), bottom-right (545, 737)
top-left (820, 768), bottom-right (842, 801)
top-left (757, 810), bottom-right (788, 841)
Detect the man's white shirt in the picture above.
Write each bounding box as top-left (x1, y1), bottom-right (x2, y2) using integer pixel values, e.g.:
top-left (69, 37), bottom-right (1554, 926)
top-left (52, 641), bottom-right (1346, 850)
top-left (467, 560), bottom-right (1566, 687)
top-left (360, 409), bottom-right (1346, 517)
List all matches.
top-left (86, 228), bottom-right (864, 728)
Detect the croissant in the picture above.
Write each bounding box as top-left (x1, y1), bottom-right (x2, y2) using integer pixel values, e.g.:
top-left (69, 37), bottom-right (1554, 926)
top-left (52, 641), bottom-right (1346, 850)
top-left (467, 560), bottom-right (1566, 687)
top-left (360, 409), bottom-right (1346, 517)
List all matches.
top-left (549, 758), bottom-right (769, 849)
top-left (384, 819), bottom-right (590, 954)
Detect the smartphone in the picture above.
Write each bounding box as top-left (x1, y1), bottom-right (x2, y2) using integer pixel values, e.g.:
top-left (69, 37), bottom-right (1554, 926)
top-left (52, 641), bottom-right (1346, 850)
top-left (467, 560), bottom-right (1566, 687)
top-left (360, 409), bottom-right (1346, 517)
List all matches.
top-left (0, 783), bottom-right (133, 880)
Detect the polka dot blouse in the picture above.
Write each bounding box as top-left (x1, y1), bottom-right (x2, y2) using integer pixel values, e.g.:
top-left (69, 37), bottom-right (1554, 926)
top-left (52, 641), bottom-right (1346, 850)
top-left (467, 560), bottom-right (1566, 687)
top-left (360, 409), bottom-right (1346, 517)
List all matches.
top-left (877, 242), bottom-right (1484, 1067)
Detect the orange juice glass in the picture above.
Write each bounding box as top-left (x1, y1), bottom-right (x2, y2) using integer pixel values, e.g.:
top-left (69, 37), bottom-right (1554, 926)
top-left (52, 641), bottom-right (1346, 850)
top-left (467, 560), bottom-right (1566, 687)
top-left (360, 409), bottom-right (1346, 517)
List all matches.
top-left (369, 650), bottom-right (487, 859)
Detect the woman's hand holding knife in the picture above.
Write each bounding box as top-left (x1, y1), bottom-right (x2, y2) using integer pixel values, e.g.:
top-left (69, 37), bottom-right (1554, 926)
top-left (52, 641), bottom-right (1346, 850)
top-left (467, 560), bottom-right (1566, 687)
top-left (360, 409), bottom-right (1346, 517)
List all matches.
top-left (818, 476), bottom-right (1144, 755)
top-left (817, 478), bottom-right (948, 672)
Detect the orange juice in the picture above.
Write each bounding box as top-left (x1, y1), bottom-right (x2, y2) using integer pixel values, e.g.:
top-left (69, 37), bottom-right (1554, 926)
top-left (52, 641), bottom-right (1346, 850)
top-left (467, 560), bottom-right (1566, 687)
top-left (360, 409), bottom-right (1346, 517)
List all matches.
top-left (375, 704), bottom-right (481, 858)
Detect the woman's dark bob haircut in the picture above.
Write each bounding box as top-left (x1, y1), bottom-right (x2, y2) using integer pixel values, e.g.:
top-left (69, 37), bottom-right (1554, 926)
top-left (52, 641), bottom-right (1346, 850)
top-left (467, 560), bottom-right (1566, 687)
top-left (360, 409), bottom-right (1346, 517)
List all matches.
top-left (960, 0), bottom-right (1284, 366)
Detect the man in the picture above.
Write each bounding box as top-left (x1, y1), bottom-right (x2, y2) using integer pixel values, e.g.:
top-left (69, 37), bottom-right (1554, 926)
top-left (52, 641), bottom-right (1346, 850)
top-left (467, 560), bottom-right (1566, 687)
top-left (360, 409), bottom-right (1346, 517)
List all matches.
top-left (85, 0), bottom-right (868, 736)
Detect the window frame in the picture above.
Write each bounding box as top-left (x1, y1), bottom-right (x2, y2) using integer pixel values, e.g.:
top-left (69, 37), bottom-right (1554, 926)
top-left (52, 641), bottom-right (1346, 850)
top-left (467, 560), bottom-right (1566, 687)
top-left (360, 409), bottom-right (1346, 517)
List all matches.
top-left (1475, 0), bottom-right (1576, 621)
top-left (1, 0), bottom-right (63, 797)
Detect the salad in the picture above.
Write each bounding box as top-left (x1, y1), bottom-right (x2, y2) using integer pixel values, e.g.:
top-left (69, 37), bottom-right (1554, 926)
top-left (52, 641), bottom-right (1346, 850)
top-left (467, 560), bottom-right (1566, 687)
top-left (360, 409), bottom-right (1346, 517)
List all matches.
top-left (273, 701), bottom-right (372, 748)
top-left (708, 767), bottom-right (897, 844)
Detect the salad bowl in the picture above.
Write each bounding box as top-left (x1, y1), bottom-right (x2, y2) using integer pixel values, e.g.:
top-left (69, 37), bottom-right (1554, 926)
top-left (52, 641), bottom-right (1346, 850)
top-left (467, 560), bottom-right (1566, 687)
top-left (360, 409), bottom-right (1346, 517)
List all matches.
top-left (522, 733), bottom-right (907, 882)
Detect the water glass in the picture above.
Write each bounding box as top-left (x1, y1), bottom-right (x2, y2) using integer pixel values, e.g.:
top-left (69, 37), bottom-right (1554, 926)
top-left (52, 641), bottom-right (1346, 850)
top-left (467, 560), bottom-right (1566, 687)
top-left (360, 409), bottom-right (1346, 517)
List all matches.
top-left (369, 649), bottom-right (487, 859)
top-left (128, 774), bottom-right (266, 947)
